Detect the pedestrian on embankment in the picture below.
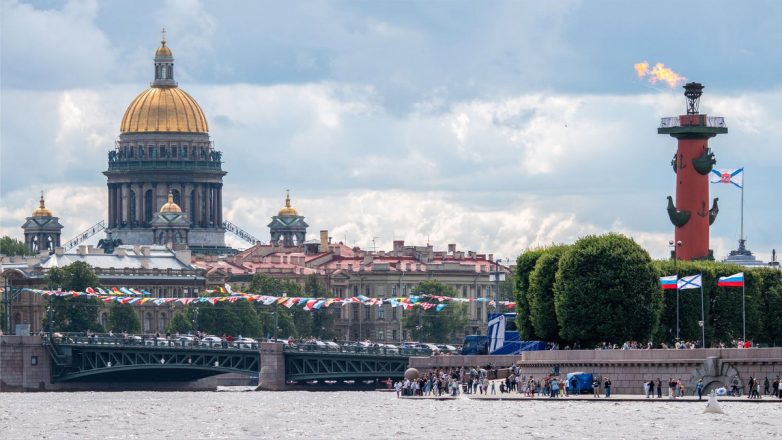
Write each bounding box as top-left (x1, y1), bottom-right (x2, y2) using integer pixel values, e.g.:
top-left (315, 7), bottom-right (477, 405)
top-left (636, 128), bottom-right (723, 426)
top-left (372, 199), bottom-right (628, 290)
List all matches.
top-left (696, 378), bottom-right (704, 400)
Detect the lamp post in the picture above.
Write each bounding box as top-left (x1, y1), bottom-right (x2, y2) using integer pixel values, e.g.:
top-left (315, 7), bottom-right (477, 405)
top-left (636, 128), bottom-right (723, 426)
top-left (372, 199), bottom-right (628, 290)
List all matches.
top-left (491, 257), bottom-right (506, 306)
top-left (669, 240), bottom-right (682, 340)
top-left (46, 305), bottom-right (54, 340)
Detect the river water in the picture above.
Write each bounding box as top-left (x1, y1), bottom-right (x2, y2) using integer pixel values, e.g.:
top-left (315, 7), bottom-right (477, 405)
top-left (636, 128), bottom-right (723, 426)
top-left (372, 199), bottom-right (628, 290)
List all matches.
top-left (1, 391), bottom-right (780, 439)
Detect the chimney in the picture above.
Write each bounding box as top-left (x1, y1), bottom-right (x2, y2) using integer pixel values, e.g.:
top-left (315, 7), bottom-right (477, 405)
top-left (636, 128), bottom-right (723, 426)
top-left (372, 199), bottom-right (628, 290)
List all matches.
top-left (77, 245), bottom-right (87, 255)
top-left (488, 254), bottom-right (493, 262)
top-left (54, 247), bottom-right (64, 256)
top-left (141, 246), bottom-right (151, 257)
top-left (393, 240), bottom-right (404, 251)
top-left (320, 230), bottom-right (329, 253)
top-left (448, 243), bottom-right (456, 254)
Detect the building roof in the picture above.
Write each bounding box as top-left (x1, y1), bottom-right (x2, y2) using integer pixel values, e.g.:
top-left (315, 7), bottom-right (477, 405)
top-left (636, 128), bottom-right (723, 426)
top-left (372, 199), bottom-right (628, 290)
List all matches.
top-left (40, 245), bottom-right (193, 271)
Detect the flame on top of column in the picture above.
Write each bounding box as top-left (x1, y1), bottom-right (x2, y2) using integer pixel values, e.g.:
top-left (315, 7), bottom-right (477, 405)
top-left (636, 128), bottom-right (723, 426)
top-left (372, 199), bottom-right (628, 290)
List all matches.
top-left (634, 61), bottom-right (686, 88)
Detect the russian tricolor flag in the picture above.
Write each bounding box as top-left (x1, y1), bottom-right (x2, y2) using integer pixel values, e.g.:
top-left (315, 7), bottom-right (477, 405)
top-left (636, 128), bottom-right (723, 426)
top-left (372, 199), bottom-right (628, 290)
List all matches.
top-left (660, 275), bottom-right (678, 290)
top-left (717, 272), bottom-right (744, 287)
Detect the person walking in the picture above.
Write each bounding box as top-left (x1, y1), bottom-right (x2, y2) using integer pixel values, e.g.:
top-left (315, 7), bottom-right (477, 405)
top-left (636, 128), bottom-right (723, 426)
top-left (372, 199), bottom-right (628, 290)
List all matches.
top-left (604, 377), bottom-right (612, 398)
top-left (696, 378), bottom-right (704, 401)
top-left (550, 378), bottom-right (559, 398)
top-left (764, 377), bottom-right (770, 396)
top-left (592, 378), bottom-right (600, 398)
top-left (656, 378), bottom-right (662, 398)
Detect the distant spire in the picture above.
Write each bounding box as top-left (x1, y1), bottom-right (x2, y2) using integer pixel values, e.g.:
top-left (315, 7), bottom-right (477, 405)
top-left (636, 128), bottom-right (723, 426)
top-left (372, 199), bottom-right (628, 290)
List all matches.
top-left (161, 27), bottom-right (167, 44)
top-left (285, 189), bottom-right (291, 208)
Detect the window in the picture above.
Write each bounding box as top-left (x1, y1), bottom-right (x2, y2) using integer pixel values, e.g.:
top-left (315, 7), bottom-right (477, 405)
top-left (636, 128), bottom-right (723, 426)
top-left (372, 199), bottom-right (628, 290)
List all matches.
top-left (364, 286), bottom-right (370, 296)
top-left (159, 313), bottom-right (168, 331)
top-left (392, 306), bottom-right (397, 320)
top-left (377, 330), bottom-right (384, 341)
top-left (31, 356), bottom-right (38, 366)
top-left (463, 286), bottom-right (468, 297)
top-left (144, 312), bottom-right (152, 332)
top-left (352, 304), bottom-right (359, 321)
top-left (100, 313), bottom-right (108, 330)
top-left (364, 306), bottom-right (370, 321)
top-left (377, 305), bottom-right (385, 320)
top-left (149, 146), bottom-right (157, 159)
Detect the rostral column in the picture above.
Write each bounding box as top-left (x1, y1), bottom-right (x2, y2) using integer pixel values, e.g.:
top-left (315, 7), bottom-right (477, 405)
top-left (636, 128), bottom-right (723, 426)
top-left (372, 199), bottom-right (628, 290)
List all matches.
top-left (659, 82), bottom-right (727, 260)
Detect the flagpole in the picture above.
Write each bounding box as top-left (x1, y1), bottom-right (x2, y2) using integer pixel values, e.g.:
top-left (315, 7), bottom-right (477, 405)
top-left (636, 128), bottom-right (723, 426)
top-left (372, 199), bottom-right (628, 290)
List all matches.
top-left (740, 172), bottom-right (744, 242)
top-left (676, 286), bottom-right (680, 341)
top-left (701, 277), bottom-right (706, 348)
top-left (742, 281), bottom-right (746, 342)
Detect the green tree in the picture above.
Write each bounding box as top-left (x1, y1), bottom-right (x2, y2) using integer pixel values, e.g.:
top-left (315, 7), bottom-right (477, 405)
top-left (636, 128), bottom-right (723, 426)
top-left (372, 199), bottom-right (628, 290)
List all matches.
top-left (0, 236), bottom-right (32, 256)
top-left (652, 260), bottom-right (765, 347)
top-left (45, 261), bottom-right (101, 292)
top-left (527, 245), bottom-right (569, 342)
top-left (304, 274), bottom-right (337, 340)
top-left (402, 280), bottom-right (468, 343)
top-left (514, 249), bottom-right (546, 340)
top-left (499, 271), bottom-right (516, 302)
top-left (757, 268), bottom-right (782, 346)
top-left (167, 310), bottom-right (194, 334)
top-left (44, 261), bottom-right (103, 333)
top-left (246, 274), bottom-right (301, 338)
top-left (554, 234), bottom-right (661, 347)
top-left (108, 303), bottom-right (141, 333)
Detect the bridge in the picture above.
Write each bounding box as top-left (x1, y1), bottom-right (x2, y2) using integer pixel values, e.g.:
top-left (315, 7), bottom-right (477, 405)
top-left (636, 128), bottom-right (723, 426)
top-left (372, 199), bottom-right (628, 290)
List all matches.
top-left (40, 335), bottom-right (427, 389)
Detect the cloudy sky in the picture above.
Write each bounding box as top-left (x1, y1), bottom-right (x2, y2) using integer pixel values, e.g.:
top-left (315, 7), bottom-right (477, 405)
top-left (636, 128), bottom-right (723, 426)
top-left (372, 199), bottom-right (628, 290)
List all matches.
top-left (1, 0), bottom-right (780, 262)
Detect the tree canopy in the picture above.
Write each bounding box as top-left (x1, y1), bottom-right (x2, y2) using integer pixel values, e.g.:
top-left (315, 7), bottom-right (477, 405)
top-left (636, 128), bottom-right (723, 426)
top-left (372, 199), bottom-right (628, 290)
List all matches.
top-left (527, 245), bottom-right (569, 342)
top-left (44, 261), bottom-right (103, 333)
top-left (553, 234), bottom-right (661, 346)
top-left (0, 236), bottom-right (32, 256)
top-left (514, 249), bottom-right (546, 340)
top-left (402, 280), bottom-right (467, 343)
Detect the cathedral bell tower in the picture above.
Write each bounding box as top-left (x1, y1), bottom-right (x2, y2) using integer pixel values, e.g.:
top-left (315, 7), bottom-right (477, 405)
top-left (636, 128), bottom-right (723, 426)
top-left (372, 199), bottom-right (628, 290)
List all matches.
top-left (22, 193), bottom-right (63, 254)
top-left (268, 191), bottom-right (308, 246)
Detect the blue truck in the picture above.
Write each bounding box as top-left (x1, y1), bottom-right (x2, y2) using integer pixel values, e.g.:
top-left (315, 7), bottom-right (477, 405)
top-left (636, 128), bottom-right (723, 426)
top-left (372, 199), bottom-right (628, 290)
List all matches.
top-left (461, 313), bottom-right (546, 355)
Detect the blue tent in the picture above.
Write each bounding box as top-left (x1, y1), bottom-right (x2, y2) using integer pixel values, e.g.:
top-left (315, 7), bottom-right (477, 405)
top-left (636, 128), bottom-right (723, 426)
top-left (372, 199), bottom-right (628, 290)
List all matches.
top-left (566, 372), bottom-right (593, 394)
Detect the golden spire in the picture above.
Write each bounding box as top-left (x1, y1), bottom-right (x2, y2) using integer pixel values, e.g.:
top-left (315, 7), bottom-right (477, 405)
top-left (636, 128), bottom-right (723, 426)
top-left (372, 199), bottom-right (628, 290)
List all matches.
top-left (160, 191), bottom-right (182, 213)
top-left (278, 189), bottom-right (299, 216)
top-left (32, 191), bottom-right (53, 217)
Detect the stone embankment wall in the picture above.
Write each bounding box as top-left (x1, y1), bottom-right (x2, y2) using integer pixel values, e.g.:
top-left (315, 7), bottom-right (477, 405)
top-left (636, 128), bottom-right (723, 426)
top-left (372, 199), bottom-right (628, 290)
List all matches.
top-left (410, 348), bottom-right (782, 395)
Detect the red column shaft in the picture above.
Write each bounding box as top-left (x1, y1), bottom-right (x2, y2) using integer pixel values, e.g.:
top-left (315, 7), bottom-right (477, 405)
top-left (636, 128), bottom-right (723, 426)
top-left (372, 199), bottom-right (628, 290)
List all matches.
top-left (674, 138), bottom-right (710, 260)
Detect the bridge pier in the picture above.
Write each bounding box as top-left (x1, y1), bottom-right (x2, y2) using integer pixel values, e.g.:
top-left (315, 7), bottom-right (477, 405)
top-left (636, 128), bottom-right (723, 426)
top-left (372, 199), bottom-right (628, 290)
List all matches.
top-left (0, 335), bottom-right (52, 391)
top-left (257, 342), bottom-right (286, 391)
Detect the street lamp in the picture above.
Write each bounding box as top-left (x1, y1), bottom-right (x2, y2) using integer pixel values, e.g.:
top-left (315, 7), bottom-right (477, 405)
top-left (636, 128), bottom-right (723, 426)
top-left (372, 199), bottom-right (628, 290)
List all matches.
top-left (490, 257), bottom-right (506, 305)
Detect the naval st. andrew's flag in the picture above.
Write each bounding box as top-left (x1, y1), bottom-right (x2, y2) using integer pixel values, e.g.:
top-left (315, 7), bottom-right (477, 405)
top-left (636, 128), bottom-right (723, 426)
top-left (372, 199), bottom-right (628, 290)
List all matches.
top-left (710, 168), bottom-right (743, 189)
top-left (660, 275), bottom-right (678, 290)
top-left (677, 274), bottom-right (702, 290)
top-left (717, 272), bottom-right (744, 287)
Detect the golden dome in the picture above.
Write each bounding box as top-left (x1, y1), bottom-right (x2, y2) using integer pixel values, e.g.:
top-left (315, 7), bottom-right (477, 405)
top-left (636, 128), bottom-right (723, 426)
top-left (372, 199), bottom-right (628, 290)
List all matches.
top-left (160, 192), bottom-right (182, 213)
top-left (120, 87), bottom-right (208, 133)
top-left (278, 191), bottom-right (298, 216)
top-left (32, 193), bottom-right (53, 217)
top-left (155, 40), bottom-right (173, 57)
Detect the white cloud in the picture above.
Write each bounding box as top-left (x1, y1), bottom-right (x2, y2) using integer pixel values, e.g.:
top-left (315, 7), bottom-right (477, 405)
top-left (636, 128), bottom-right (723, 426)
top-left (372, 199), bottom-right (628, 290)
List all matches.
top-left (0, 0), bottom-right (115, 88)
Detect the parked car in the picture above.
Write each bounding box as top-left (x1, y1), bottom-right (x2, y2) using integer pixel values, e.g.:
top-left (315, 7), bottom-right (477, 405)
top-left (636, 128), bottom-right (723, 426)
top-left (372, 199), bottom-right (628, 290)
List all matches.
top-left (145, 337), bottom-right (170, 347)
top-left (200, 335), bottom-right (224, 348)
top-left (232, 337), bottom-right (258, 349)
top-left (176, 336), bottom-right (195, 347)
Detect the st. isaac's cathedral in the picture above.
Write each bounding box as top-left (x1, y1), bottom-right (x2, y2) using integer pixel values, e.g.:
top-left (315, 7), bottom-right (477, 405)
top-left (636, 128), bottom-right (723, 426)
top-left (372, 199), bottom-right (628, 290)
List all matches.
top-left (104, 35), bottom-right (228, 253)
top-left (100, 34), bottom-right (307, 254)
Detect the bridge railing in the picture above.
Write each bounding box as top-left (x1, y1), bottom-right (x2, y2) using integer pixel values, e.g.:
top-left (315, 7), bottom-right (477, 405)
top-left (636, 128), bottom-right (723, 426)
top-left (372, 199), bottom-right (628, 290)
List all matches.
top-left (284, 343), bottom-right (432, 356)
top-left (43, 333), bottom-right (261, 351)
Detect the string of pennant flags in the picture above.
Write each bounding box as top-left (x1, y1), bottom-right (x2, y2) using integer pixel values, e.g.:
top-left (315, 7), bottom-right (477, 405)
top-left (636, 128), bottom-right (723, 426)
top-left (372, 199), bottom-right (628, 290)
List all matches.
top-left (22, 287), bottom-right (517, 312)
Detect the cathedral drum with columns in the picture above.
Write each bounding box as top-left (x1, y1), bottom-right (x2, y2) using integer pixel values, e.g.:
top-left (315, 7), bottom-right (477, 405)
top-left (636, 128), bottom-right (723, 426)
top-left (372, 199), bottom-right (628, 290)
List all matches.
top-left (103, 34), bottom-right (226, 252)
